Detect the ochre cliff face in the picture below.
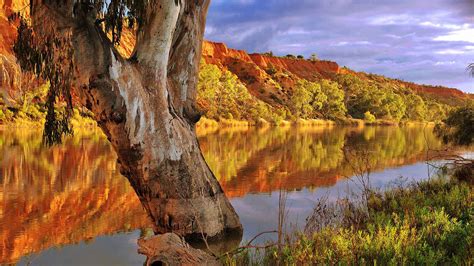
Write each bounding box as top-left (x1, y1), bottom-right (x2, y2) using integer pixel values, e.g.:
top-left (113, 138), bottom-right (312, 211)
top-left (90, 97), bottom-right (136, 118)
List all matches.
top-left (201, 41), bottom-right (343, 106)
top-left (201, 41), bottom-right (340, 80)
top-left (201, 41), bottom-right (288, 105)
top-left (0, 6), bottom-right (470, 107)
top-left (0, 0), bottom-right (25, 97)
top-left (202, 41), bottom-right (253, 64)
top-left (201, 41), bottom-right (472, 106)
top-left (249, 53), bottom-right (340, 80)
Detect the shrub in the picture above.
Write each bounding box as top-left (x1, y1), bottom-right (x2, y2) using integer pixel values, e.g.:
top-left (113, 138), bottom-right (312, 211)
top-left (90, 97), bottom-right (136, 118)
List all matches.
top-left (225, 177), bottom-right (474, 265)
top-left (435, 107), bottom-right (474, 145)
top-left (364, 111), bottom-right (376, 123)
top-left (0, 109), bottom-right (5, 122)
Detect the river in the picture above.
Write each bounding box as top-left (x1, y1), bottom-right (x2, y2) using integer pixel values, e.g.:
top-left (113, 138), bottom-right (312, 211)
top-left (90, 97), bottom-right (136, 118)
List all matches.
top-left (0, 125), bottom-right (468, 265)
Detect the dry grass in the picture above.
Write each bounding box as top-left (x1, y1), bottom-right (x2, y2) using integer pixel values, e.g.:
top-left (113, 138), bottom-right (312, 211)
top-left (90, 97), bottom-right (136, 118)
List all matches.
top-left (295, 118), bottom-right (335, 127)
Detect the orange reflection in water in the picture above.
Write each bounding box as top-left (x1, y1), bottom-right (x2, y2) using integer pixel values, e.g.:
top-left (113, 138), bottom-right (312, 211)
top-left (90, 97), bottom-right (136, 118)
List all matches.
top-left (198, 126), bottom-right (445, 198)
top-left (0, 125), bottom-right (448, 263)
top-left (0, 129), bottom-right (150, 264)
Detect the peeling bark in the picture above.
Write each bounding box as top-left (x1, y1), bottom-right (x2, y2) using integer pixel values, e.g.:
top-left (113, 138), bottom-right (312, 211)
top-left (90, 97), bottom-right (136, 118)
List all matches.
top-left (29, 0), bottom-right (242, 239)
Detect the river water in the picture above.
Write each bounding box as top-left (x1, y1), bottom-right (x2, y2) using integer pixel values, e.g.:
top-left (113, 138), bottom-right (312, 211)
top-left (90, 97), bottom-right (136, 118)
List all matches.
top-left (0, 125), bottom-right (467, 265)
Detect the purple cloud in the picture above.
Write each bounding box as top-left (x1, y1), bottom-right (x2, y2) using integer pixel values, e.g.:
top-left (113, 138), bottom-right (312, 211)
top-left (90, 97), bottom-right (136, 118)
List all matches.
top-left (205, 0), bottom-right (474, 93)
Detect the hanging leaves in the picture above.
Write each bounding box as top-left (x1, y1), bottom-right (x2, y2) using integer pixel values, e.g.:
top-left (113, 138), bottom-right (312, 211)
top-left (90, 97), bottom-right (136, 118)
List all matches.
top-left (11, 15), bottom-right (74, 145)
top-left (9, 0), bottom-right (157, 144)
top-left (91, 0), bottom-right (150, 44)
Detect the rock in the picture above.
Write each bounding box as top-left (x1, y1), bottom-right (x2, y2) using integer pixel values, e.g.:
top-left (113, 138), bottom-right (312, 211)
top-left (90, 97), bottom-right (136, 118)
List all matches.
top-left (138, 233), bottom-right (221, 266)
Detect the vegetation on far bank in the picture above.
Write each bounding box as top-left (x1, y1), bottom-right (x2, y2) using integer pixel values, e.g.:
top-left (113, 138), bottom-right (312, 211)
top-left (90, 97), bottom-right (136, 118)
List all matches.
top-left (1, 61), bottom-right (472, 129)
top-left (197, 61), bottom-right (473, 127)
top-left (0, 83), bottom-right (96, 128)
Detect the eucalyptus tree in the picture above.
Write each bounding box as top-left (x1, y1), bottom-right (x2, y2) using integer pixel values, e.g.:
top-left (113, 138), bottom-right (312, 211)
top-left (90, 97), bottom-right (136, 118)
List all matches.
top-left (12, 0), bottom-right (242, 239)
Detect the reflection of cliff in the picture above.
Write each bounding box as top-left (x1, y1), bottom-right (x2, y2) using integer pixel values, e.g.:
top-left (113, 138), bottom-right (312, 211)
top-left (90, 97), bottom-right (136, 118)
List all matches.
top-left (0, 126), bottom-right (447, 263)
top-left (0, 130), bottom-right (150, 264)
top-left (199, 126), bottom-right (444, 198)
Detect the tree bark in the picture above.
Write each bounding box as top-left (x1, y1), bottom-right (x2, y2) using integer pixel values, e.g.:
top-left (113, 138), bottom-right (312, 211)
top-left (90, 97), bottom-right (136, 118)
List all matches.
top-left (30, 0), bottom-right (242, 239)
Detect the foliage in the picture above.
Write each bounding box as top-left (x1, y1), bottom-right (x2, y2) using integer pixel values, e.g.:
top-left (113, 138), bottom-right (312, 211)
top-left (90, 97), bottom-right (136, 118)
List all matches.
top-left (197, 62), bottom-right (456, 124)
top-left (333, 73), bottom-right (450, 122)
top-left (10, 15), bottom-right (74, 145)
top-left (426, 101), bottom-right (448, 122)
top-left (290, 80), bottom-right (327, 119)
top-left (9, 0), bottom-right (179, 143)
top-left (319, 79), bottom-right (346, 120)
top-left (225, 177), bottom-right (474, 265)
top-left (364, 111), bottom-right (376, 122)
top-left (0, 109), bottom-right (5, 122)
top-left (435, 106), bottom-right (474, 145)
top-left (379, 89), bottom-right (406, 121)
top-left (84, 0), bottom-right (151, 44)
top-left (197, 62), bottom-right (287, 124)
top-left (404, 94), bottom-right (427, 121)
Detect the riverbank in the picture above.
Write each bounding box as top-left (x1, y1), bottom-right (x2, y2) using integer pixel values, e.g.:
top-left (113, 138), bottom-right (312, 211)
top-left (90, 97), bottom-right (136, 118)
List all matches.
top-left (0, 102), bottom-right (436, 130)
top-left (0, 108), bottom-right (99, 130)
top-left (224, 173), bottom-right (474, 265)
top-left (196, 116), bottom-right (435, 129)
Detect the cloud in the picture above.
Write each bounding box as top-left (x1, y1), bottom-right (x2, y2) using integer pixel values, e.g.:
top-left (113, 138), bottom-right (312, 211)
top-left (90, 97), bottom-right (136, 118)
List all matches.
top-left (205, 0), bottom-right (474, 93)
top-left (434, 28), bottom-right (474, 43)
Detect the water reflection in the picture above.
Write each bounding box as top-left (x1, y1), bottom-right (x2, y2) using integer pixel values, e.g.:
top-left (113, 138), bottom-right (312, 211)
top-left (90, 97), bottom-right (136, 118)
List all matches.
top-left (0, 129), bottom-right (150, 265)
top-left (199, 126), bottom-right (443, 197)
top-left (0, 125), bottom-right (456, 264)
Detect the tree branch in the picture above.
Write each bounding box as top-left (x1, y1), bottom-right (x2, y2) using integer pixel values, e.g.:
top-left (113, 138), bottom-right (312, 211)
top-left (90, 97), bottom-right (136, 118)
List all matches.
top-left (132, 0), bottom-right (183, 83)
top-left (168, 0), bottom-right (210, 120)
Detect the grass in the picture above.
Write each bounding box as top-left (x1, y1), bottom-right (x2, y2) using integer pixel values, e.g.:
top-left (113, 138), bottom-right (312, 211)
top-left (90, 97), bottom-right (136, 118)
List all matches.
top-left (338, 118), bottom-right (365, 127)
top-left (196, 117), bottom-right (250, 128)
top-left (223, 174), bottom-right (474, 265)
top-left (196, 117), bottom-right (220, 128)
top-left (364, 119), bottom-right (399, 126)
top-left (0, 105), bottom-right (97, 129)
top-left (294, 118), bottom-right (335, 127)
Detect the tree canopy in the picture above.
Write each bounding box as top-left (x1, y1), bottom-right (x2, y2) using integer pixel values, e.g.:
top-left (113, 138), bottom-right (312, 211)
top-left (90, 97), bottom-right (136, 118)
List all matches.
top-left (9, 0), bottom-right (174, 144)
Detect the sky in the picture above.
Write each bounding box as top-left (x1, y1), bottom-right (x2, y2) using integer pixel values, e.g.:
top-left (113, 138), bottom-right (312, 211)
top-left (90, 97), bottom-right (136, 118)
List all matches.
top-left (204, 0), bottom-right (474, 93)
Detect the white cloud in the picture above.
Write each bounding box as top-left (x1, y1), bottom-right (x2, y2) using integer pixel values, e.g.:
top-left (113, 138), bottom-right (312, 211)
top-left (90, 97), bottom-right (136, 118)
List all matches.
top-left (368, 14), bottom-right (419, 26)
top-left (434, 28), bottom-right (474, 43)
top-left (436, 49), bottom-right (465, 55)
top-left (335, 41), bottom-right (371, 46)
top-left (419, 21), bottom-right (463, 30)
top-left (435, 61), bottom-right (456, 65)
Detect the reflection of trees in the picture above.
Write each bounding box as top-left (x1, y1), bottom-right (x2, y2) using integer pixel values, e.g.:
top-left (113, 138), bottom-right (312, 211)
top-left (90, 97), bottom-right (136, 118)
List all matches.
top-left (199, 126), bottom-right (444, 197)
top-left (0, 129), bottom-right (150, 264)
top-left (0, 126), bottom-right (446, 263)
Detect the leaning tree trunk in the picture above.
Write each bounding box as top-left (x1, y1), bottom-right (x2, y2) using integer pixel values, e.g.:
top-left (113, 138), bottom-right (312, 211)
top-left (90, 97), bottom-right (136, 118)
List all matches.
top-left (30, 0), bottom-right (242, 239)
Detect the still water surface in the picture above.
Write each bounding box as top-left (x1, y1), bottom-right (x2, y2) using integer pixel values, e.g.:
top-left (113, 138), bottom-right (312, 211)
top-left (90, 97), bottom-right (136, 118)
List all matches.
top-left (0, 126), bottom-right (465, 265)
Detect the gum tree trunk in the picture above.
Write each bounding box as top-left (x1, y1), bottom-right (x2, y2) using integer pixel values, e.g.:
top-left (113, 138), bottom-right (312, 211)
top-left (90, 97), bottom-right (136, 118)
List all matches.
top-left (30, 0), bottom-right (242, 239)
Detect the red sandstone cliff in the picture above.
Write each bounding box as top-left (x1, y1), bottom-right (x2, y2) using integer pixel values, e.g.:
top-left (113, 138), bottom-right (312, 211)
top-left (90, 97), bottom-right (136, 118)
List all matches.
top-left (201, 41), bottom-right (344, 105)
top-left (0, 0), bottom-right (24, 99)
top-left (0, 6), bottom-right (470, 108)
top-left (201, 41), bottom-right (472, 107)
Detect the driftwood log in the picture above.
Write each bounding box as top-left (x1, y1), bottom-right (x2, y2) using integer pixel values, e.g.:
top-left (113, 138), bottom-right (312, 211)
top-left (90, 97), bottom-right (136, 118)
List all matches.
top-left (138, 233), bottom-right (221, 265)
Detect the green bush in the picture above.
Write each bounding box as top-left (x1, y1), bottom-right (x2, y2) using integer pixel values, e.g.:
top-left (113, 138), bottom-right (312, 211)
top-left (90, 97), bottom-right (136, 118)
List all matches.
top-left (364, 111), bottom-right (376, 122)
top-left (225, 177), bottom-right (474, 265)
top-left (0, 109), bottom-right (5, 122)
top-left (435, 106), bottom-right (474, 145)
